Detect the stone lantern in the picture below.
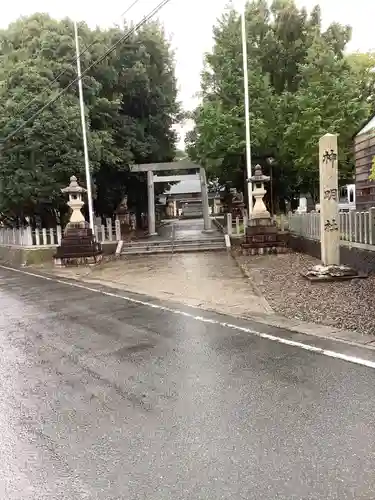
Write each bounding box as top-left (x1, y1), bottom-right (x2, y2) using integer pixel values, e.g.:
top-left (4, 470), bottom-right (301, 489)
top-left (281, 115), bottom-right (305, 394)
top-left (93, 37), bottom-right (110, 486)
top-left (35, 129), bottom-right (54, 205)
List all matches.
top-left (241, 164), bottom-right (288, 255)
top-left (116, 195), bottom-right (129, 221)
top-left (54, 175), bottom-right (102, 265)
top-left (61, 175), bottom-right (86, 226)
top-left (115, 195), bottom-right (131, 237)
top-left (249, 164), bottom-right (270, 220)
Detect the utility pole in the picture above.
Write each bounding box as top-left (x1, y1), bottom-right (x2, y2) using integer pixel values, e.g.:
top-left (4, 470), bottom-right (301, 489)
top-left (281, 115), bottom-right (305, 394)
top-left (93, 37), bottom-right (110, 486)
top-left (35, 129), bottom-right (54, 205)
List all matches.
top-left (74, 20), bottom-right (94, 230)
top-left (241, 3), bottom-right (253, 216)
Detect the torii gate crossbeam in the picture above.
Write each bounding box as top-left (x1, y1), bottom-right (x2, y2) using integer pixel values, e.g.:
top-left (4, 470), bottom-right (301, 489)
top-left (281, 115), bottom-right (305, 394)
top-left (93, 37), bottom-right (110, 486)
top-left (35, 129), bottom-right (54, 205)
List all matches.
top-left (130, 161), bottom-right (211, 235)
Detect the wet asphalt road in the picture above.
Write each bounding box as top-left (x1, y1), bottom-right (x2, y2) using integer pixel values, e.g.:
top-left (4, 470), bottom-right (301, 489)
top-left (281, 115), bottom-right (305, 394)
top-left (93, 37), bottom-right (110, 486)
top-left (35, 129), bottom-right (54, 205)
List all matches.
top-left (0, 266), bottom-right (375, 499)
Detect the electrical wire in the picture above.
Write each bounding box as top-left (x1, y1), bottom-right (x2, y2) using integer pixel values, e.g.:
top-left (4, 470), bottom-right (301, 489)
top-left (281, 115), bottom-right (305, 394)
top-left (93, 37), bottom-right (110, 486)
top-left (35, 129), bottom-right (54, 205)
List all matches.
top-left (120, 0), bottom-right (143, 18)
top-left (13, 0), bottom-right (144, 120)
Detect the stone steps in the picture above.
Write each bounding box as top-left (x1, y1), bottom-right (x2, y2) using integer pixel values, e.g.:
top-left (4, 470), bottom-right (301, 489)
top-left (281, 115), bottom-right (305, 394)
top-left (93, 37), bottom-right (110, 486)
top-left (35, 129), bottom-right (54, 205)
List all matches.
top-left (120, 238), bottom-right (226, 255)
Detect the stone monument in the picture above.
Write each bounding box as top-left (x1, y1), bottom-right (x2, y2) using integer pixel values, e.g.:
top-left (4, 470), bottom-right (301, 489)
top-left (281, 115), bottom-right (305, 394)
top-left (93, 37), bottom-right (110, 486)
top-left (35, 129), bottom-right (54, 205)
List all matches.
top-left (54, 176), bottom-right (102, 265)
top-left (303, 134), bottom-right (364, 281)
top-left (320, 133), bottom-right (340, 265)
top-left (241, 164), bottom-right (288, 255)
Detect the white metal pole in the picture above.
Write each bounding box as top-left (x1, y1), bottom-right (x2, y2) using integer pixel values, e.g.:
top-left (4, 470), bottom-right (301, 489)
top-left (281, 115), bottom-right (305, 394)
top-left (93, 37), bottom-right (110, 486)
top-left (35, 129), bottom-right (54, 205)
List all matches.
top-left (241, 5), bottom-right (253, 216)
top-left (74, 20), bottom-right (95, 231)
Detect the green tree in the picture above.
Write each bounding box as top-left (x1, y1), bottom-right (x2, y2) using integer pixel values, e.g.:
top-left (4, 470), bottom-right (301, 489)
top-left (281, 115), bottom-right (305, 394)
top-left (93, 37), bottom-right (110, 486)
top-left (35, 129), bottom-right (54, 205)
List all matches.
top-left (346, 51), bottom-right (375, 112)
top-left (0, 13), bottom-right (180, 226)
top-left (186, 6), bottom-right (274, 195)
top-left (0, 18), bottom-right (104, 225)
top-left (187, 0), bottom-right (371, 211)
top-left (91, 21), bottom-right (179, 220)
top-left (282, 36), bottom-right (369, 200)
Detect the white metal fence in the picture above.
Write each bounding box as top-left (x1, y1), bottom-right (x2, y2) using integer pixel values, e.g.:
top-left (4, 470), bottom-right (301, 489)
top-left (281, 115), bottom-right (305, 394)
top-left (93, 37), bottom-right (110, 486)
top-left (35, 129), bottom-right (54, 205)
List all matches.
top-left (288, 209), bottom-right (375, 247)
top-left (220, 211), bottom-right (375, 248)
top-left (0, 218), bottom-right (123, 247)
top-left (226, 214), bottom-right (248, 237)
top-left (223, 213), bottom-right (288, 237)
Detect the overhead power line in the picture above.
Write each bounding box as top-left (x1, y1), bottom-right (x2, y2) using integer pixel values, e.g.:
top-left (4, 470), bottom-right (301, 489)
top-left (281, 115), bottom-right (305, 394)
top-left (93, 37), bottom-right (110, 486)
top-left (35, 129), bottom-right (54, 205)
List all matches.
top-left (120, 0), bottom-right (143, 18)
top-left (13, 0), bottom-right (144, 121)
top-left (1, 0), bottom-right (171, 146)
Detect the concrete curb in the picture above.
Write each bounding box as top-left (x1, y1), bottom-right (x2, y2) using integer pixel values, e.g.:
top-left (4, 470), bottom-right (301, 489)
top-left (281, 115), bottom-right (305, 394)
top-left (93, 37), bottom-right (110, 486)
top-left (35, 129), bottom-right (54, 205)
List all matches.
top-left (238, 310), bottom-right (375, 350)
top-left (30, 258), bottom-right (375, 352)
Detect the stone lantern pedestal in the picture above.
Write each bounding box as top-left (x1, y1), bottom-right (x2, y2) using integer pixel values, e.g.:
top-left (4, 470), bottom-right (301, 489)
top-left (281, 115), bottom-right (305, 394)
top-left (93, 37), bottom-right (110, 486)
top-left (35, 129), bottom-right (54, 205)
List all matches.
top-left (54, 176), bottom-right (102, 265)
top-left (241, 165), bottom-right (288, 255)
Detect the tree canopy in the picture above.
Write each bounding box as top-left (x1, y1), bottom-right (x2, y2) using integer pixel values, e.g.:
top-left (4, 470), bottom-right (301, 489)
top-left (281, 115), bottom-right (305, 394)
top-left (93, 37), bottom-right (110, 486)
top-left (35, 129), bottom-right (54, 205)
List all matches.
top-left (0, 13), bottom-right (180, 226)
top-left (186, 0), bottom-right (373, 210)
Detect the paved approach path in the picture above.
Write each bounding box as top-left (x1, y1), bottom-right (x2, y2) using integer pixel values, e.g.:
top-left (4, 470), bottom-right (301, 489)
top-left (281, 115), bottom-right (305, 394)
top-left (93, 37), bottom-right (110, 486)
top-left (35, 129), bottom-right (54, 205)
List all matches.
top-left (50, 219), bottom-right (272, 317)
top-left (1, 265), bottom-right (375, 499)
top-left (157, 218), bottom-right (222, 240)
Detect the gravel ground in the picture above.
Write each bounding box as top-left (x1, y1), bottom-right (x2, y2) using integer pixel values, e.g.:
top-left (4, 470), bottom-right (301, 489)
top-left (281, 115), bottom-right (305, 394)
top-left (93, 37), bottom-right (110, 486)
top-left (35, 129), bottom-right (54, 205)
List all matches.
top-left (235, 251), bottom-right (375, 336)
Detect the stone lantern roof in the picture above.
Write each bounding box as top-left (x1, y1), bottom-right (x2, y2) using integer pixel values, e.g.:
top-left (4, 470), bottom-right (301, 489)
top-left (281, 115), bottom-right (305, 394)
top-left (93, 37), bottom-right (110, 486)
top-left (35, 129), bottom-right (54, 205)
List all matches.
top-left (61, 175), bottom-right (86, 194)
top-left (249, 164), bottom-right (270, 184)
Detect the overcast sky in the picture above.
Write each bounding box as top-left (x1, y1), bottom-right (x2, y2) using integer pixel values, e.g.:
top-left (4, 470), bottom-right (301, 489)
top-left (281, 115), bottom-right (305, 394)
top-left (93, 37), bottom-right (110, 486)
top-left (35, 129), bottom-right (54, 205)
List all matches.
top-left (2, 0), bottom-right (375, 146)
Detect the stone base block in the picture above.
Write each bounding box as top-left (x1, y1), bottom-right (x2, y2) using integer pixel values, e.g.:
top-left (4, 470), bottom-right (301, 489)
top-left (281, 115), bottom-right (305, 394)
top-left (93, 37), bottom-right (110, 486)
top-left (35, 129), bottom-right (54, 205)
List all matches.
top-left (246, 218), bottom-right (276, 229)
top-left (240, 245), bottom-right (290, 256)
top-left (302, 264), bottom-right (368, 282)
top-left (54, 254), bottom-right (103, 267)
top-left (244, 231), bottom-right (289, 247)
top-left (54, 225), bottom-right (102, 264)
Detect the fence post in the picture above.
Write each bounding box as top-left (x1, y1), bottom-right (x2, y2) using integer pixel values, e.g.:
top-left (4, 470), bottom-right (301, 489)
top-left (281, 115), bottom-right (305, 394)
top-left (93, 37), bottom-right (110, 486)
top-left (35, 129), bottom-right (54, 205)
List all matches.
top-left (227, 213), bottom-right (232, 236)
top-left (243, 214), bottom-right (248, 230)
top-left (115, 219), bottom-right (121, 241)
top-left (236, 216), bottom-right (240, 235)
top-left (279, 214), bottom-right (285, 232)
top-left (364, 212), bottom-right (369, 244)
top-left (56, 226), bottom-right (62, 245)
top-left (355, 212), bottom-right (363, 243)
top-left (42, 228), bottom-right (47, 246)
top-left (308, 213), bottom-right (312, 238)
top-left (34, 228), bottom-right (40, 246)
top-left (100, 224), bottom-right (106, 242)
top-left (342, 212), bottom-right (347, 241)
top-left (349, 211), bottom-right (354, 242)
top-left (106, 218), bottom-right (113, 242)
top-left (303, 214), bottom-right (308, 238)
top-left (340, 212), bottom-right (344, 240)
top-left (288, 211), bottom-right (293, 231)
top-left (346, 212), bottom-right (350, 241)
top-left (24, 226), bottom-right (33, 246)
top-left (369, 208), bottom-right (375, 245)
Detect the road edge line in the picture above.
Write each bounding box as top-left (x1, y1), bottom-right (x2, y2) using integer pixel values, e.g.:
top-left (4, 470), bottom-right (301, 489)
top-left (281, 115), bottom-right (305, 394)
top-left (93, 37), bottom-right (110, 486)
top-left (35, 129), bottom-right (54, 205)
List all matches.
top-left (1, 264), bottom-right (375, 370)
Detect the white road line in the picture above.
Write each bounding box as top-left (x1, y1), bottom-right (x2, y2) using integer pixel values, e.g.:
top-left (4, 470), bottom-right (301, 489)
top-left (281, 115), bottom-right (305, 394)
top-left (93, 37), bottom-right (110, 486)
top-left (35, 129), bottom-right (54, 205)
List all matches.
top-left (1, 264), bottom-right (375, 370)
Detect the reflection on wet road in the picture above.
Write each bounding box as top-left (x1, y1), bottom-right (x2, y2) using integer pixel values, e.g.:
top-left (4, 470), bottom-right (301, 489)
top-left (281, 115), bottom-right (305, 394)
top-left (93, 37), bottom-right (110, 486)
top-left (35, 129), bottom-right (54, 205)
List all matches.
top-left (0, 266), bottom-right (375, 499)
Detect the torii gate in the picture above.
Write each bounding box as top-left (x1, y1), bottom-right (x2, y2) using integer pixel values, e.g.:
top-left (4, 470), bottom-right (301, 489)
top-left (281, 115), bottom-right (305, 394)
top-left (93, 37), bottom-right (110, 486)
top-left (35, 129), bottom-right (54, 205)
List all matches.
top-left (130, 161), bottom-right (211, 235)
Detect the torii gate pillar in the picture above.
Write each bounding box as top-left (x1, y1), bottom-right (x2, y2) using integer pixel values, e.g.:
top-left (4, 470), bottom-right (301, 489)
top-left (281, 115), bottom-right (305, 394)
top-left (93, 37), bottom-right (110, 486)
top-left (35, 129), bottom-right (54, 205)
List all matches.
top-left (147, 170), bottom-right (157, 235)
top-left (199, 167), bottom-right (212, 232)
